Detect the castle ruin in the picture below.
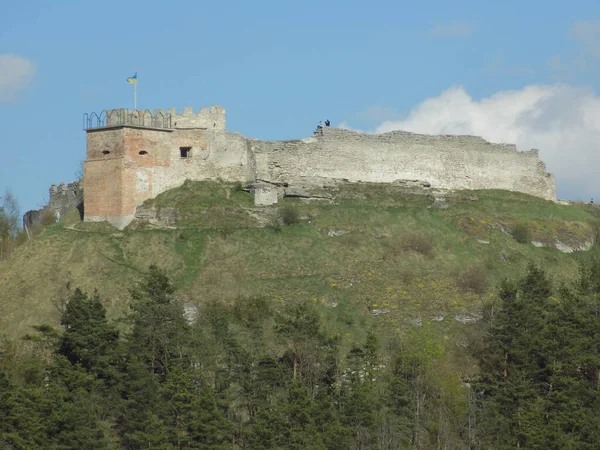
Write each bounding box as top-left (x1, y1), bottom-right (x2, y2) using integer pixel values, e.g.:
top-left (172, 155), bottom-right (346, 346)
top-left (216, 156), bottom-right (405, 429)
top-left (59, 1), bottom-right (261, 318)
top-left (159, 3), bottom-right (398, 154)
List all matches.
top-left (22, 181), bottom-right (83, 229)
top-left (82, 106), bottom-right (556, 229)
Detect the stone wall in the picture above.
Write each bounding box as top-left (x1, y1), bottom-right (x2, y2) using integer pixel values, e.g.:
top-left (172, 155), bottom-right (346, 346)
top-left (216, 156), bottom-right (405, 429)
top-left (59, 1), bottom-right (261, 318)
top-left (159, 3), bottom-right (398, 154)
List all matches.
top-left (22, 181), bottom-right (83, 229)
top-left (167, 106), bottom-right (226, 131)
top-left (249, 127), bottom-right (556, 201)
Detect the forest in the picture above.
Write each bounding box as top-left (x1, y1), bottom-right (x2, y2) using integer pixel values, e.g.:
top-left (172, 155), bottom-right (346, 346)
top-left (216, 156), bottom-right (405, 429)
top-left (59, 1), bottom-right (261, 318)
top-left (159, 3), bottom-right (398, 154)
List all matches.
top-left (1, 259), bottom-right (599, 449)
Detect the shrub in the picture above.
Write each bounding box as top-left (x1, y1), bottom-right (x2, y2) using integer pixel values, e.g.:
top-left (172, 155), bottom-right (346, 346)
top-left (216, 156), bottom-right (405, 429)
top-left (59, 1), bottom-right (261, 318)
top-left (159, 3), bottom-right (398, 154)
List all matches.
top-left (512, 222), bottom-right (530, 244)
top-left (218, 224), bottom-right (234, 239)
top-left (398, 232), bottom-right (435, 258)
top-left (265, 214), bottom-right (282, 231)
top-left (279, 204), bottom-right (300, 226)
top-left (593, 221), bottom-right (600, 248)
top-left (399, 267), bottom-right (417, 284)
top-left (39, 207), bottom-right (57, 227)
top-left (457, 265), bottom-right (489, 295)
top-left (339, 232), bottom-right (361, 249)
top-left (383, 232), bottom-right (436, 260)
top-left (15, 230), bottom-right (29, 246)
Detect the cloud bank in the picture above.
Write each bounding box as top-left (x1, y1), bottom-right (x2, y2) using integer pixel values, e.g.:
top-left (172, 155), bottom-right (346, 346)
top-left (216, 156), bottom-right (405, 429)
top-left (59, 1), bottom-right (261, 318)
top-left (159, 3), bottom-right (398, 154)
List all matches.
top-left (343, 85), bottom-right (600, 200)
top-left (0, 54), bottom-right (36, 101)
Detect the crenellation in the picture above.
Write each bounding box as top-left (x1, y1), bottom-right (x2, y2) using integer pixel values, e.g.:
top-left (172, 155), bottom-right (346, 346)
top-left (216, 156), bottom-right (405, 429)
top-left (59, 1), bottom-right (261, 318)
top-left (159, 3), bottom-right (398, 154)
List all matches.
top-left (169, 105), bottom-right (226, 130)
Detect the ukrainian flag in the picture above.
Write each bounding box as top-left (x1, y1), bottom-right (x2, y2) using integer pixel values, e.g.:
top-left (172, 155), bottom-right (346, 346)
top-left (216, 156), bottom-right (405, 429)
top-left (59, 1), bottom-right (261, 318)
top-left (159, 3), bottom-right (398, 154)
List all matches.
top-left (127, 73), bottom-right (137, 84)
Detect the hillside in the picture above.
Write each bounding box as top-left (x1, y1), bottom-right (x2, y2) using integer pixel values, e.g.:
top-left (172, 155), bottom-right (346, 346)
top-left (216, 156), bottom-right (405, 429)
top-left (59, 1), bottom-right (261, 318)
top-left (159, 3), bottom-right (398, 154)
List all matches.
top-left (2, 181), bottom-right (600, 448)
top-left (1, 181), bottom-right (598, 341)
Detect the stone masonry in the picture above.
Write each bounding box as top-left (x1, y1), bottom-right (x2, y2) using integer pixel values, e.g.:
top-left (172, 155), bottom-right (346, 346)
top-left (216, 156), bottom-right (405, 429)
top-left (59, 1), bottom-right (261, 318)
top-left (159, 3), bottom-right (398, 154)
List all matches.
top-left (83, 106), bottom-right (556, 229)
top-left (23, 181), bottom-right (83, 229)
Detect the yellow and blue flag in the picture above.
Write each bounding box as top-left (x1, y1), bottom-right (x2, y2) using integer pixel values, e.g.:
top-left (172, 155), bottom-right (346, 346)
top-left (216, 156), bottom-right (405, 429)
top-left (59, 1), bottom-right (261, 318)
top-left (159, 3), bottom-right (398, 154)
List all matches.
top-left (127, 73), bottom-right (137, 84)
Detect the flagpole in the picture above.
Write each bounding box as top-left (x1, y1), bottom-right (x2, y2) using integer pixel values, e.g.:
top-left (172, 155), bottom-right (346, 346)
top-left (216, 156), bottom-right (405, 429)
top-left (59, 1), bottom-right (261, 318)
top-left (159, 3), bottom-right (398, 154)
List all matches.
top-left (134, 81), bottom-right (137, 110)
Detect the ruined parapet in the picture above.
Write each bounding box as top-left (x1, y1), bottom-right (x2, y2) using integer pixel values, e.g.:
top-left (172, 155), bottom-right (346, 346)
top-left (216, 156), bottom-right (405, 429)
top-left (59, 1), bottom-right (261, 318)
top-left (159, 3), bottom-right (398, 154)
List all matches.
top-left (23, 181), bottom-right (83, 229)
top-left (169, 105), bottom-right (226, 131)
top-left (22, 210), bottom-right (42, 230)
top-left (251, 126), bottom-right (557, 203)
top-left (49, 181), bottom-right (83, 218)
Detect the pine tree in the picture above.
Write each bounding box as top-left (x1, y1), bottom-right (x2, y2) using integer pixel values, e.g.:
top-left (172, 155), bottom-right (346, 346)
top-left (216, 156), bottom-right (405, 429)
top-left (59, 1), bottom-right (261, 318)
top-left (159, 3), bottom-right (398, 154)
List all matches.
top-left (58, 288), bottom-right (119, 379)
top-left (477, 262), bottom-right (600, 448)
top-left (127, 265), bottom-right (190, 379)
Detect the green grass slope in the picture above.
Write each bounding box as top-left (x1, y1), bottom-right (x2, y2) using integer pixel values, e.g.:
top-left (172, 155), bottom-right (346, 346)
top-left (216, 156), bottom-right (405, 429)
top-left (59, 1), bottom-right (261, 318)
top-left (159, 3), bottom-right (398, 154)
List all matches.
top-left (1, 181), bottom-right (598, 343)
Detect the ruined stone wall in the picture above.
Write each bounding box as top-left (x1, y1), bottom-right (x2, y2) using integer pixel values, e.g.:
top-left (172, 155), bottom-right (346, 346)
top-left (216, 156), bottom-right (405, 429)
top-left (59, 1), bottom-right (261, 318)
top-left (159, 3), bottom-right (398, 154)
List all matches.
top-left (249, 127), bottom-right (556, 201)
top-left (22, 181), bottom-right (83, 229)
top-left (49, 181), bottom-right (83, 216)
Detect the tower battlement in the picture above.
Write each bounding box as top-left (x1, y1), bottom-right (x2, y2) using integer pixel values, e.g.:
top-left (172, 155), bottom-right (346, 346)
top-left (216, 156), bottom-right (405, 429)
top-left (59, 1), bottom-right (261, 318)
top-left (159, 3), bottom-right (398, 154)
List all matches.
top-left (164, 105), bottom-right (226, 130)
top-left (83, 105), bottom-right (226, 131)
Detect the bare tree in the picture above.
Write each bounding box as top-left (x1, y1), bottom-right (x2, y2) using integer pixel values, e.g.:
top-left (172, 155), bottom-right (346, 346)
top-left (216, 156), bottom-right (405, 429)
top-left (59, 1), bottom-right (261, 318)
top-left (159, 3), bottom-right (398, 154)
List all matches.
top-left (0, 189), bottom-right (20, 258)
top-left (1, 189), bottom-right (20, 236)
top-left (75, 160), bottom-right (84, 182)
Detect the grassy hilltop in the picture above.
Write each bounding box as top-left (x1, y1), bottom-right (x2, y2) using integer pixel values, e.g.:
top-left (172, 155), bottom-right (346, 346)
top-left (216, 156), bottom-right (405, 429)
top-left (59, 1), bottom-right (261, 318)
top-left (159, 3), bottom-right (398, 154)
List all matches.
top-left (1, 180), bottom-right (598, 341)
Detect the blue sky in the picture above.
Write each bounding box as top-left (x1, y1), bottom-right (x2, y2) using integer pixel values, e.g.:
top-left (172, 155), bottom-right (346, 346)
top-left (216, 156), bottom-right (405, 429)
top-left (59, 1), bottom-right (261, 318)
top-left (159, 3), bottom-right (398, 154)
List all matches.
top-left (2, 0), bottom-right (600, 215)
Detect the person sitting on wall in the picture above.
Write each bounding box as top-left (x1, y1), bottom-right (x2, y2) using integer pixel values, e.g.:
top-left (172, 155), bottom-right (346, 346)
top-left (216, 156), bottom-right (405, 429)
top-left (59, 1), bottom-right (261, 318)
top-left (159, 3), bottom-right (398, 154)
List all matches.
top-left (325, 119), bottom-right (330, 127)
top-left (317, 120), bottom-right (323, 129)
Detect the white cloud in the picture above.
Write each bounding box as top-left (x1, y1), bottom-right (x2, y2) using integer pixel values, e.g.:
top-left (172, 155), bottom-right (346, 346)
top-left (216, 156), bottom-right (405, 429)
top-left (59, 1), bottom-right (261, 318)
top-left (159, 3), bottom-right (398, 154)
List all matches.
top-left (355, 85), bottom-right (600, 200)
top-left (547, 19), bottom-right (600, 78)
top-left (427, 22), bottom-right (474, 38)
top-left (0, 54), bottom-right (36, 101)
top-left (571, 19), bottom-right (600, 58)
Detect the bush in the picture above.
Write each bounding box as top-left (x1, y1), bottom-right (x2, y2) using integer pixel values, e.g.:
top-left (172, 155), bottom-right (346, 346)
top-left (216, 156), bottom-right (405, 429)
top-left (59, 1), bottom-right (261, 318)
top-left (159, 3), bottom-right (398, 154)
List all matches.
top-left (265, 214), bottom-right (282, 231)
top-left (399, 232), bottom-right (435, 258)
top-left (218, 224), bottom-right (234, 239)
top-left (279, 205), bottom-right (300, 226)
top-left (512, 222), bottom-right (530, 244)
top-left (593, 221), bottom-right (600, 248)
top-left (39, 207), bottom-right (57, 227)
top-left (457, 265), bottom-right (489, 295)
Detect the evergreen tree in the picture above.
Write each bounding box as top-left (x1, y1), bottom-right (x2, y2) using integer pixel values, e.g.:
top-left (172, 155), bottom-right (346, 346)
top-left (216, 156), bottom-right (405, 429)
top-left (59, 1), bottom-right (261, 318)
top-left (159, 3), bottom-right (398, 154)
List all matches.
top-left (58, 288), bottom-right (119, 379)
top-left (163, 365), bottom-right (233, 449)
top-left (0, 371), bottom-right (47, 449)
top-left (477, 262), bottom-right (600, 448)
top-left (127, 265), bottom-right (190, 379)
